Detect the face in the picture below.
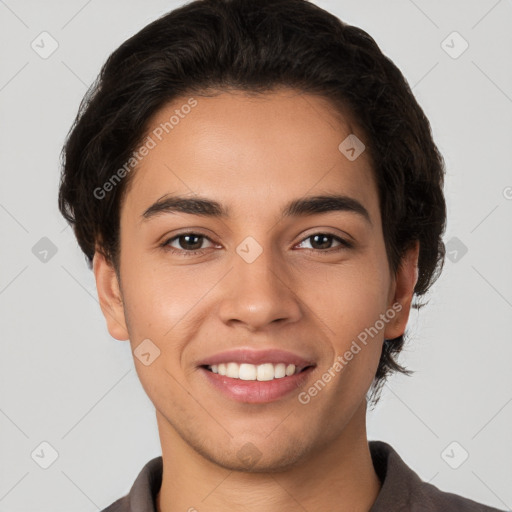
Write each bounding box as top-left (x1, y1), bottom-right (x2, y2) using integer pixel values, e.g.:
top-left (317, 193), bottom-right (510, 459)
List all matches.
top-left (94, 88), bottom-right (418, 472)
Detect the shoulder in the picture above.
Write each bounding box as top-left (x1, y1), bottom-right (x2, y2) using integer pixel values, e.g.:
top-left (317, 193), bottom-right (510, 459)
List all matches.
top-left (99, 456), bottom-right (163, 512)
top-left (369, 440), bottom-right (505, 512)
top-left (100, 496), bottom-right (128, 512)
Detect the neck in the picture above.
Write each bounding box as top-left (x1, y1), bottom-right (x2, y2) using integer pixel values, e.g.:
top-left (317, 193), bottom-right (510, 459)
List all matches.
top-left (155, 400), bottom-right (381, 512)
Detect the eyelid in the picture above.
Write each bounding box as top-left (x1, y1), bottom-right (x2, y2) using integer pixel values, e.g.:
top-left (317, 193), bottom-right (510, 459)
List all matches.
top-left (296, 226), bottom-right (355, 245)
top-left (158, 227), bottom-right (215, 244)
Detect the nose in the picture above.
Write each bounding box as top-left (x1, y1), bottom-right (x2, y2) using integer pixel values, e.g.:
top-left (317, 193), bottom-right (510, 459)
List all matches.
top-left (217, 242), bottom-right (303, 331)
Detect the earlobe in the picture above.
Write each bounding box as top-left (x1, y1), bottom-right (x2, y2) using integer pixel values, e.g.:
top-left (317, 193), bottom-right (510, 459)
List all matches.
top-left (92, 250), bottom-right (130, 341)
top-left (383, 240), bottom-right (420, 340)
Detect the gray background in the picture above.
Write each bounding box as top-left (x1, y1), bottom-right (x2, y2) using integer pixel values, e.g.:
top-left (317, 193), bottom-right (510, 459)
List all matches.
top-left (1, 0), bottom-right (511, 510)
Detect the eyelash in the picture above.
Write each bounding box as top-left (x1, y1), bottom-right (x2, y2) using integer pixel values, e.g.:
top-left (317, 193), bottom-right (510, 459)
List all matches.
top-left (160, 231), bottom-right (353, 257)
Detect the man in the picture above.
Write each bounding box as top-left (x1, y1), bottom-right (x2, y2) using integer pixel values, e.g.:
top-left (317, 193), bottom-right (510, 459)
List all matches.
top-left (58, 0), bottom-right (504, 510)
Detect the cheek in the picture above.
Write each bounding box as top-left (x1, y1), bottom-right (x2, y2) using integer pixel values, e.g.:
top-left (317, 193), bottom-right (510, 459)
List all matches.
top-left (303, 257), bottom-right (391, 394)
top-left (120, 259), bottom-right (216, 351)
top-left (301, 258), bottom-right (390, 334)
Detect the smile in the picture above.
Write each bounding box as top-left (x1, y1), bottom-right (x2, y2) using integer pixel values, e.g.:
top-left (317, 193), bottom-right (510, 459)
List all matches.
top-left (197, 348), bottom-right (316, 403)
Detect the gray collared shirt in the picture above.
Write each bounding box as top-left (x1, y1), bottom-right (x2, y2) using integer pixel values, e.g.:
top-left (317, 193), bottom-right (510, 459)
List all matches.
top-left (101, 440), bottom-right (505, 511)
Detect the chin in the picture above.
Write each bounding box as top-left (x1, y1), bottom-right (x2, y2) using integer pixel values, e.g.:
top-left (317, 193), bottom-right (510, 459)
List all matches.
top-left (206, 450), bottom-right (306, 474)
top-left (196, 435), bottom-right (314, 474)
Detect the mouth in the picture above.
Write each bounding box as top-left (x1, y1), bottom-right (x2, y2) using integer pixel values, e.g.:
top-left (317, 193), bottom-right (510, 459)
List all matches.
top-left (197, 348), bottom-right (317, 403)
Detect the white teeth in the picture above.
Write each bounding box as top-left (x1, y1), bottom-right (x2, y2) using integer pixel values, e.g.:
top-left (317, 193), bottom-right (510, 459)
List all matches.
top-left (274, 363), bottom-right (286, 378)
top-left (257, 363), bottom-right (274, 381)
top-left (239, 363), bottom-right (257, 380)
top-left (207, 362), bottom-right (301, 381)
top-left (226, 362), bottom-right (239, 378)
top-left (285, 364), bottom-right (295, 377)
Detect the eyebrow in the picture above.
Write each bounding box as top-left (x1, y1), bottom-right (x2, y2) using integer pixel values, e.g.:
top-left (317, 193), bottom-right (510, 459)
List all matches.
top-left (141, 193), bottom-right (371, 225)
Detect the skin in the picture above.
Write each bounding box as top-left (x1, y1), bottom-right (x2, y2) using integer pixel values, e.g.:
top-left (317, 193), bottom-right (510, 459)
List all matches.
top-left (93, 88), bottom-right (419, 512)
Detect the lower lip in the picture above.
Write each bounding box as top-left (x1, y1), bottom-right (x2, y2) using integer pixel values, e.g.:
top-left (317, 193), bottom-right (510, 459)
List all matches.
top-left (200, 367), bottom-right (315, 404)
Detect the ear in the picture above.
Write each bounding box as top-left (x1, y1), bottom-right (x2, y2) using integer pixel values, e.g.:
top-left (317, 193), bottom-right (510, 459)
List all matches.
top-left (383, 240), bottom-right (420, 340)
top-left (93, 250), bottom-right (129, 341)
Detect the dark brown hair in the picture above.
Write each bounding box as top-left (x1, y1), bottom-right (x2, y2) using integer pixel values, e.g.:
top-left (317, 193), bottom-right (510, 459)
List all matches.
top-left (58, 0), bottom-right (447, 407)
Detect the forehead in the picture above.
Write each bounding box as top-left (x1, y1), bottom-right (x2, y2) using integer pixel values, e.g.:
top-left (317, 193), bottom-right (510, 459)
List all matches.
top-left (122, 89), bottom-right (378, 223)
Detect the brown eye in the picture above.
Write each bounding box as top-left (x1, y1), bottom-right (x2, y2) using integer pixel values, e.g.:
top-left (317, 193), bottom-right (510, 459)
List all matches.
top-left (175, 234), bottom-right (204, 250)
top-left (297, 233), bottom-right (352, 252)
top-left (161, 232), bottom-right (216, 256)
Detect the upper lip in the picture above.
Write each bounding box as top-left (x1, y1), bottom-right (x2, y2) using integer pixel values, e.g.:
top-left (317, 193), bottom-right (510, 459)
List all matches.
top-left (197, 348), bottom-right (316, 370)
